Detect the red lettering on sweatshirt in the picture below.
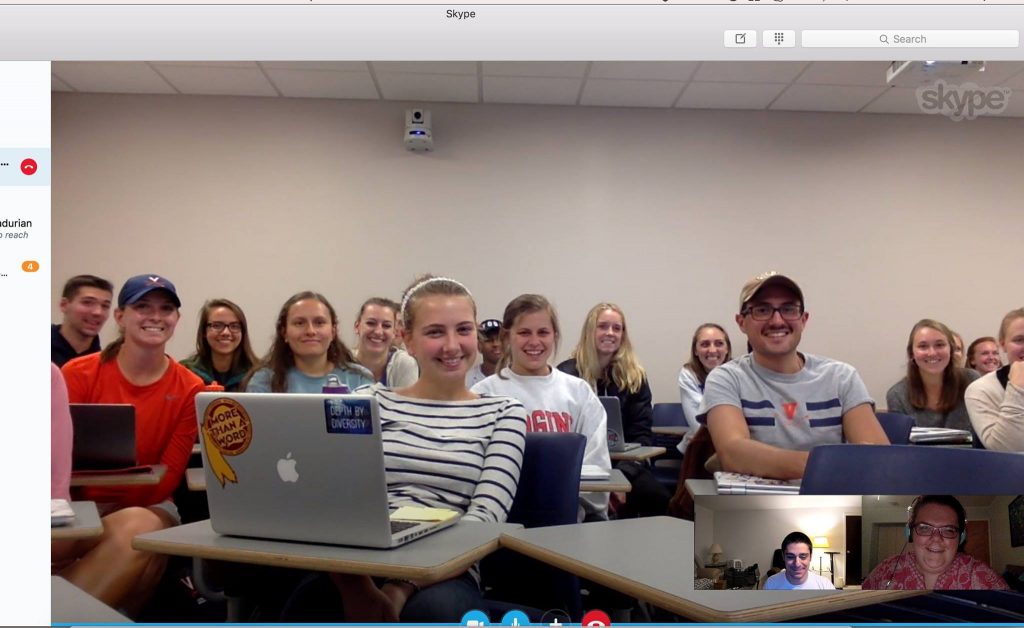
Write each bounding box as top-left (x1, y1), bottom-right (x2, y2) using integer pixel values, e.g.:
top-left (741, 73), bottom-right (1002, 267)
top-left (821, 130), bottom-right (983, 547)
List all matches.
top-left (526, 410), bottom-right (573, 433)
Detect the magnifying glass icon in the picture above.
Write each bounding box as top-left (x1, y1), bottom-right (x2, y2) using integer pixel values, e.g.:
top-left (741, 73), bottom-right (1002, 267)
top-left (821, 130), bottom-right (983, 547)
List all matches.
top-left (879, 34), bottom-right (889, 44)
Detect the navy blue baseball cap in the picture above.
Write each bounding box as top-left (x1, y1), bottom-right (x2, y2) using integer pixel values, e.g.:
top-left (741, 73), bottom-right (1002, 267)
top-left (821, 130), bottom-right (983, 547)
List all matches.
top-left (479, 319), bottom-right (502, 336)
top-left (118, 274), bottom-right (181, 308)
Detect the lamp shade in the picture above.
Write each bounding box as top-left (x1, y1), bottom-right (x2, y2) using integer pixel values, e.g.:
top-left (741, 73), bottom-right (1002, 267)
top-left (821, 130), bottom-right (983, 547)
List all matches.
top-left (709, 543), bottom-right (723, 555)
top-left (812, 536), bottom-right (830, 548)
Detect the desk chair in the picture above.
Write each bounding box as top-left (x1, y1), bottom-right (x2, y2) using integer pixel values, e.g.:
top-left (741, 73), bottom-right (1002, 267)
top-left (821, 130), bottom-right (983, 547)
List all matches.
top-left (482, 432), bottom-right (586, 620)
top-left (875, 412), bottom-right (914, 445)
top-left (651, 402), bottom-right (686, 490)
top-left (652, 403), bottom-right (685, 428)
top-left (800, 444), bottom-right (1024, 494)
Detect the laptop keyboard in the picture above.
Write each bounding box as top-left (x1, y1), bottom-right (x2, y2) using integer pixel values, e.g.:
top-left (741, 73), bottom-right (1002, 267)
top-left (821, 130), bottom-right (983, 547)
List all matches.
top-left (390, 520), bottom-right (419, 535)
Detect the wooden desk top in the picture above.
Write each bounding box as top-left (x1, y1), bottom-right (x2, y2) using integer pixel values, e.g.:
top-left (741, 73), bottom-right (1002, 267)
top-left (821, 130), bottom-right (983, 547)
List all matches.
top-left (652, 425), bottom-right (689, 437)
top-left (134, 519), bottom-right (520, 582)
top-left (685, 478), bottom-right (718, 498)
top-left (499, 517), bottom-right (922, 622)
top-left (610, 445), bottom-right (666, 462)
top-left (580, 468), bottom-right (631, 492)
top-left (51, 501), bottom-right (103, 540)
top-left (70, 464), bottom-right (166, 487)
top-left (52, 576), bottom-right (132, 624)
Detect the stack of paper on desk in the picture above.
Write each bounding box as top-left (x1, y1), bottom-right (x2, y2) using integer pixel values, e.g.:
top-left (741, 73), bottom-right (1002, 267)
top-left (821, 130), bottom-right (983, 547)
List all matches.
top-left (714, 471), bottom-right (801, 495)
top-left (51, 499), bottom-right (76, 527)
top-left (909, 427), bottom-right (973, 444)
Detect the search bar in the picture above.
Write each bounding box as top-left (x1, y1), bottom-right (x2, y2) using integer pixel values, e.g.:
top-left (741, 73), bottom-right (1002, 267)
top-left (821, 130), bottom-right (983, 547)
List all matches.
top-left (802, 30), bottom-right (1019, 48)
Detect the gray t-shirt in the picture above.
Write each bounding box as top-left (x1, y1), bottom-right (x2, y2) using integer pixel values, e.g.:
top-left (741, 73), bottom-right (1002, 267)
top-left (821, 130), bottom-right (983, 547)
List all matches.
top-left (698, 353), bottom-right (874, 450)
top-left (884, 368), bottom-right (980, 431)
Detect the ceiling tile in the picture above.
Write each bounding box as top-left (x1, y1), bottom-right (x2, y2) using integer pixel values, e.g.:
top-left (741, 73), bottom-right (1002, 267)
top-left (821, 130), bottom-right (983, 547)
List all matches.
top-left (580, 78), bottom-right (684, 108)
top-left (771, 84), bottom-right (888, 113)
top-left (692, 61), bottom-right (809, 84)
top-left (266, 69), bottom-right (379, 100)
top-left (860, 87), bottom-right (924, 115)
top-left (51, 75), bottom-right (75, 92)
top-left (483, 76), bottom-right (581, 105)
top-left (676, 82), bottom-right (787, 110)
top-left (156, 65), bottom-right (278, 97)
top-left (483, 62), bottom-right (588, 78)
top-left (1001, 64), bottom-right (1024, 89)
top-left (261, 61), bottom-right (370, 72)
top-left (371, 61), bottom-right (477, 75)
top-left (376, 72), bottom-right (478, 103)
top-left (589, 61), bottom-right (699, 81)
top-left (50, 62), bottom-right (176, 94)
top-left (965, 61), bottom-right (1024, 87)
top-left (152, 61), bottom-right (259, 69)
top-left (797, 61), bottom-right (890, 86)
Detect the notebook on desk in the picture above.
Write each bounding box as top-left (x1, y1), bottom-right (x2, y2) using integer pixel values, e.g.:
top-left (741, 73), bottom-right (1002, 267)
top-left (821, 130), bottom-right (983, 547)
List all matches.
top-left (196, 392), bottom-right (458, 548)
top-left (70, 404), bottom-right (137, 470)
top-left (714, 471), bottom-right (801, 495)
top-left (600, 396), bottom-right (641, 453)
top-left (909, 426), bottom-right (973, 444)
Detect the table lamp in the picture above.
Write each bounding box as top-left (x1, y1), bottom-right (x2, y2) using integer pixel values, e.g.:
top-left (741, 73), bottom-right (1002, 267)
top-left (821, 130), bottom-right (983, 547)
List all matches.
top-left (709, 543), bottom-right (723, 565)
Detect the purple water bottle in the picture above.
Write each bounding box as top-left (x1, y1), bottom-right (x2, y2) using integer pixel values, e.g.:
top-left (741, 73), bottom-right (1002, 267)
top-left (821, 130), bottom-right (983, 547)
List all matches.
top-left (322, 374), bottom-right (349, 394)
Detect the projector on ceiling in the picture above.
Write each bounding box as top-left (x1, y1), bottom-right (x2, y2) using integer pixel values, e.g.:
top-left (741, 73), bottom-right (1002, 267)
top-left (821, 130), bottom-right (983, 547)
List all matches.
top-left (886, 61), bottom-right (986, 87)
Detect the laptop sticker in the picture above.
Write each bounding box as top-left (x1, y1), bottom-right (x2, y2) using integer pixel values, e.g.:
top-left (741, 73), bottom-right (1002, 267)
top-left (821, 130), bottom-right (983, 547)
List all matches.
top-left (202, 398), bottom-right (253, 487)
top-left (324, 398), bottom-right (374, 435)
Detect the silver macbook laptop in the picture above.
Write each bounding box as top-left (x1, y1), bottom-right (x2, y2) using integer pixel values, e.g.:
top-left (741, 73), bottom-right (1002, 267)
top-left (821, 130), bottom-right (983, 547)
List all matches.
top-left (196, 392), bottom-right (458, 548)
top-left (70, 404), bottom-right (137, 470)
top-left (599, 396), bottom-right (641, 453)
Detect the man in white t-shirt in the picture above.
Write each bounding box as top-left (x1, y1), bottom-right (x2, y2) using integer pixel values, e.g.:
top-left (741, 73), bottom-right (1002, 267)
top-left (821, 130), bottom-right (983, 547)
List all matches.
top-left (764, 531), bottom-right (835, 590)
top-left (465, 319), bottom-right (503, 387)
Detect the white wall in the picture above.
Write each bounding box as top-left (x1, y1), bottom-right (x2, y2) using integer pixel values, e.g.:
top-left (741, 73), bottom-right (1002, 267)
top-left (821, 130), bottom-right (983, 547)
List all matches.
top-left (52, 92), bottom-right (1024, 404)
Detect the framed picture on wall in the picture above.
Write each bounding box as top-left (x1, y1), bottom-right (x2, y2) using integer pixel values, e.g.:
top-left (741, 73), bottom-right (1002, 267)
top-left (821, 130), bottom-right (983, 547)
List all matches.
top-left (1010, 495), bottom-right (1024, 548)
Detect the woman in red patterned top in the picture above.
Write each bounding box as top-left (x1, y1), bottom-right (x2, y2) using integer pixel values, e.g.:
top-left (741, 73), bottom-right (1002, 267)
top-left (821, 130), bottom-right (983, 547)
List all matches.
top-left (863, 495), bottom-right (1008, 590)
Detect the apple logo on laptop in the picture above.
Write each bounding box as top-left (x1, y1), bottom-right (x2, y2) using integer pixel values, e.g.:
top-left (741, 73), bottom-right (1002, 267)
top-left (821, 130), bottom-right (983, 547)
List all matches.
top-left (277, 452), bottom-right (299, 482)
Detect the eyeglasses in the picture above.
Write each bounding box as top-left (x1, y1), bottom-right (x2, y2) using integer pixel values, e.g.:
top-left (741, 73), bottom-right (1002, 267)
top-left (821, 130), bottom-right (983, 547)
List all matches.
top-left (741, 303), bottom-right (804, 321)
top-left (912, 523), bottom-right (960, 540)
top-left (207, 322), bottom-right (242, 334)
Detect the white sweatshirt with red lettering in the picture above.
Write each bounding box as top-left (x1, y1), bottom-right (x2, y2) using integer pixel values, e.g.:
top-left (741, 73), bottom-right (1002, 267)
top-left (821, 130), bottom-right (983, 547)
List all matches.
top-left (473, 367), bottom-right (611, 520)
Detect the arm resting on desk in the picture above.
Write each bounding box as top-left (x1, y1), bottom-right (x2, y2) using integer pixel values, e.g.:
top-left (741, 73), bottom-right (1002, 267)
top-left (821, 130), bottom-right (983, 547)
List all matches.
top-left (842, 403), bottom-right (890, 445)
top-left (706, 405), bottom-right (808, 480)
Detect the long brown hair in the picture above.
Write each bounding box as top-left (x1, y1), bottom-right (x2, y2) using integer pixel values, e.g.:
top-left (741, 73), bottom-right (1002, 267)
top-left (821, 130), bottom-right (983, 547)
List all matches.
top-left (569, 303), bottom-right (644, 394)
top-left (496, 294), bottom-right (559, 378)
top-left (189, 298), bottom-right (257, 374)
top-left (683, 323), bottom-right (733, 386)
top-left (248, 291), bottom-right (358, 393)
top-left (905, 319), bottom-right (968, 413)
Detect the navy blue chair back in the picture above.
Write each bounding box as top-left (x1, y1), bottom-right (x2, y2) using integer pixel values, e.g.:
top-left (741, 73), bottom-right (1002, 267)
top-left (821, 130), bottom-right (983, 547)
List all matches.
top-left (875, 412), bottom-right (914, 445)
top-left (482, 433), bottom-right (586, 620)
top-left (652, 402), bottom-right (685, 427)
top-left (801, 444), bottom-right (1024, 494)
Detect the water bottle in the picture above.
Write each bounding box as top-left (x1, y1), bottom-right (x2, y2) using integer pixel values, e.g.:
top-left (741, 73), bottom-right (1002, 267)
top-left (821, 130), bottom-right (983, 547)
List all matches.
top-left (322, 374), bottom-right (349, 394)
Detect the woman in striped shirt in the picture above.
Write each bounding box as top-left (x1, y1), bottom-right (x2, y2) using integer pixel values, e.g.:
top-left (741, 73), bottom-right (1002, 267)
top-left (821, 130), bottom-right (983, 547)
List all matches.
top-left (308, 275), bottom-right (527, 623)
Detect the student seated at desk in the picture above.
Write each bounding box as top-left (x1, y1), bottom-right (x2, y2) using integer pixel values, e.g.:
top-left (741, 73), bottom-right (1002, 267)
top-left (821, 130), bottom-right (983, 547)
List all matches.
top-left (352, 296), bottom-right (419, 388)
top-left (863, 495), bottom-right (1009, 590)
top-left (966, 336), bottom-right (1003, 376)
top-left (180, 298), bottom-right (257, 392)
top-left (886, 319), bottom-right (979, 431)
top-left (558, 302), bottom-right (670, 518)
top-left (473, 294), bottom-right (611, 522)
top-left (763, 532), bottom-right (835, 590)
top-left (966, 308), bottom-right (1024, 452)
top-left (286, 275), bottom-right (527, 622)
top-left (700, 272), bottom-right (889, 480)
top-left (55, 274), bottom-right (202, 616)
top-left (244, 291), bottom-right (373, 392)
top-left (677, 323), bottom-right (733, 453)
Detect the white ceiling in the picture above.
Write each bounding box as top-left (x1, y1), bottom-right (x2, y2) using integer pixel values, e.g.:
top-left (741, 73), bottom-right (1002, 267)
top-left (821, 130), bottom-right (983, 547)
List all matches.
top-left (52, 61), bottom-right (1024, 117)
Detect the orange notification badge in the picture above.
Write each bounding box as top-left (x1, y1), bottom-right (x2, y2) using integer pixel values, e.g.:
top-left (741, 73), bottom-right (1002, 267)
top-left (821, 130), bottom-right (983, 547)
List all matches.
top-left (21, 261), bottom-right (39, 272)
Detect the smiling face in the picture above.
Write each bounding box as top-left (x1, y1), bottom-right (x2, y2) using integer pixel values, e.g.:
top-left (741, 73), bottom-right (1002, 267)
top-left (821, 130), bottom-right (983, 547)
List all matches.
top-left (736, 285), bottom-right (808, 362)
top-left (479, 333), bottom-right (504, 367)
top-left (951, 334), bottom-right (965, 367)
top-left (60, 286), bottom-right (113, 339)
top-left (205, 306), bottom-right (243, 358)
top-left (783, 541), bottom-right (812, 585)
top-left (283, 299), bottom-right (336, 360)
top-left (1003, 316), bottom-right (1024, 363)
top-left (115, 291), bottom-right (179, 349)
top-left (593, 309), bottom-right (624, 360)
top-left (404, 295), bottom-right (477, 383)
top-left (695, 326), bottom-right (729, 371)
top-left (509, 309), bottom-right (556, 376)
top-left (355, 304), bottom-right (398, 357)
top-left (969, 340), bottom-right (1002, 375)
top-left (911, 326), bottom-right (951, 377)
top-left (910, 502), bottom-right (960, 579)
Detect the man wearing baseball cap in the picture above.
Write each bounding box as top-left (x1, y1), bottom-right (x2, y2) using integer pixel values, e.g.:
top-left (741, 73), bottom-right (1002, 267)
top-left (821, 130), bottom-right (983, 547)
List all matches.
top-left (465, 319), bottom-right (503, 387)
top-left (697, 271), bottom-right (888, 479)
